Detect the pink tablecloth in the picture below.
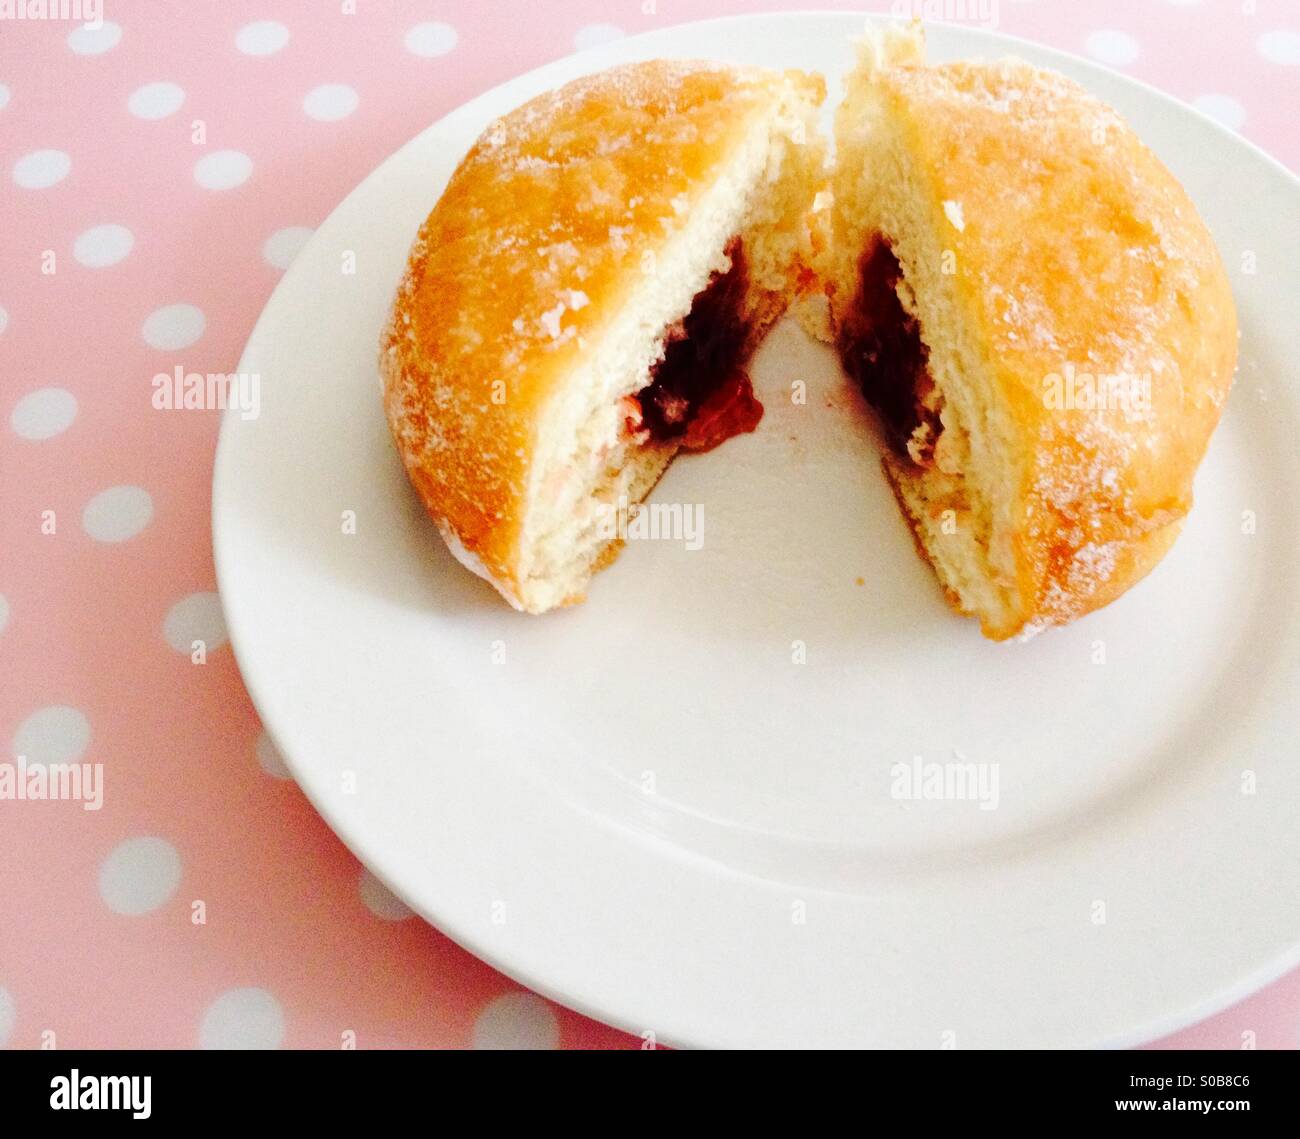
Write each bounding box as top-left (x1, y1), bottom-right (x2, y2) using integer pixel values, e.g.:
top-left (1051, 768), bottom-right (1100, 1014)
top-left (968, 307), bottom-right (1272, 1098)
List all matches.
top-left (2, 0), bottom-right (1298, 1049)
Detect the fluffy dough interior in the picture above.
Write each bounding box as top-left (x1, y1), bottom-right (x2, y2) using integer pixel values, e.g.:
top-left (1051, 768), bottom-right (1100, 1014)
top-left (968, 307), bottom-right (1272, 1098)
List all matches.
top-left (826, 24), bottom-right (1021, 632)
top-left (515, 86), bottom-right (824, 613)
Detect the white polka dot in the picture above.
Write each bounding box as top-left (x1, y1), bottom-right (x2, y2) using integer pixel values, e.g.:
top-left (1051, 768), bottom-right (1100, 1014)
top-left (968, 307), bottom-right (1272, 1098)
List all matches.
top-left (11, 387), bottom-right (77, 440)
top-left (1258, 30), bottom-right (1300, 66)
top-left (82, 485), bottom-right (153, 543)
top-left (358, 868), bottom-right (414, 921)
top-left (473, 992), bottom-right (560, 1049)
top-left (404, 22), bottom-right (458, 57)
top-left (574, 23), bottom-right (625, 52)
top-left (127, 81), bottom-right (185, 120)
top-left (262, 226), bottom-right (314, 270)
top-left (0, 595), bottom-right (9, 636)
top-left (1085, 30), bottom-right (1140, 67)
top-left (254, 730), bottom-right (292, 780)
top-left (1192, 94), bottom-right (1247, 131)
top-left (67, 21), bottom-right (121, 56)
top-left (142, 303), bottom-right (205, 350)
top-left (200, 988), bottom-right (284, 1050)
top-left (73, 223), bottom-right (134, 268)
top-left (235, 20), bottom-right (289, 57)
top-left (99, 837), bottom-right (182, 916)
top-left (303, 84), bottom-right (359, 122)
top-left (12, 705), bottom-right (90, 767)
top-left (163, 591), bottom-right (227, 653)
top-left (0, 305), bottom-right (7, 335)
top-left (12, 149), bottom-right (71, 189)
top-left (0, 84), bottom-right (10, 110)
top-left (0, 987), bottom-right (13, 1047)
top-left (193, 150), bottom-right (252, 191)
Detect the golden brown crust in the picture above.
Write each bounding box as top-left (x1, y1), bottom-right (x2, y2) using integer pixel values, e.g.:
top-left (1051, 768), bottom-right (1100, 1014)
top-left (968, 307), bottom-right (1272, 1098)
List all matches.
top-left (381, 61), bottom-right (825, 603)
top-left (884, 455), bottom-right (1184, 640)
top-left (867, 51), bottom-right (1237, 639)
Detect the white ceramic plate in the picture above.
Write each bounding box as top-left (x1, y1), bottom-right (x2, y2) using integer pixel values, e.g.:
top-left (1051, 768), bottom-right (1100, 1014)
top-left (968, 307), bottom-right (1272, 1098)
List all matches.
top-left (213, 13), bottom-right (1300, 1048)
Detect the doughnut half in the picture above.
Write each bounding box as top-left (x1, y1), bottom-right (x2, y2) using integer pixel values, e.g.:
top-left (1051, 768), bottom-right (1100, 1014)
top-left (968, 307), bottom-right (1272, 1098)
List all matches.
top-left (382, 61), bottom-right (825, 613)
top-left (824, 24), bottom-right (1237, 640)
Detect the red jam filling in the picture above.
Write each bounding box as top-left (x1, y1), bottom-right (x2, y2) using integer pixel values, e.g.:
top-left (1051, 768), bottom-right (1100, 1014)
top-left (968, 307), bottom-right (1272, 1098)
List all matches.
top-left (682, 371), bottom-right (764, 453)
top-left (835, 238), bottom-right (940, 465)
top-left (635, 239), bottom-right (764, 451)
